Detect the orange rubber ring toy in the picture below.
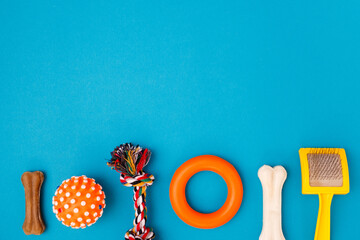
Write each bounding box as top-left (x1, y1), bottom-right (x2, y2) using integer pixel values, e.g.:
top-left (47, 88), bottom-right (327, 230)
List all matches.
top-left (169, 155), bottom-right (243, 229)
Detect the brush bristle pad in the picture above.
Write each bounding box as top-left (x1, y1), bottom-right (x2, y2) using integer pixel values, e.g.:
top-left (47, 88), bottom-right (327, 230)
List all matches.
top-left (307, 153), bottom-right (343, 187)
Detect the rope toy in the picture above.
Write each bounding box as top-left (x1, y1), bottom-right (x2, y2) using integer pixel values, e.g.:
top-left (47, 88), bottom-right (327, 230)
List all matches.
top-left (107, 143), bottom-right (155, 240)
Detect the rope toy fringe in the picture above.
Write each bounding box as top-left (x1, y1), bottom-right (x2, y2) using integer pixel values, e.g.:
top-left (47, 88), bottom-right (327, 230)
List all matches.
top-left (107, 143), bottom-right (155, 240)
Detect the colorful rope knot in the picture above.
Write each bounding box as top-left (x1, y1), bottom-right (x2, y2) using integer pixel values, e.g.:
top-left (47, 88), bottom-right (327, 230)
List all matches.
top-left (107, 143), bottom-right (155, 240)
top-left (125, 224), bottom-right (155, 240)
top-left (120, 171), bottom-right (154, 188)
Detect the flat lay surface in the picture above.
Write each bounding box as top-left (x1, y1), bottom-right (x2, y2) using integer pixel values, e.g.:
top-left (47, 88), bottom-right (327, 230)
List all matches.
top-left (1, 0), bottom-right (359, 239)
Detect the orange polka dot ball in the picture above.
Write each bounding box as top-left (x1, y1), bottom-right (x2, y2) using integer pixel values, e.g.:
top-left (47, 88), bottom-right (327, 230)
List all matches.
top-left (52, 176), bottom-right (106, 229)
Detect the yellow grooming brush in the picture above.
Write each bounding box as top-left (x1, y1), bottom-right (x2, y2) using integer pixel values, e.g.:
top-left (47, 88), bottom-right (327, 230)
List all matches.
top-left (299, 148), bottom-right (350, 240)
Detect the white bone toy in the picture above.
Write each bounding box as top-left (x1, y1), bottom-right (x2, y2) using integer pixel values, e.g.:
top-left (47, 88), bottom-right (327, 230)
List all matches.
top-left (258, 165), bottom-right (287, 240)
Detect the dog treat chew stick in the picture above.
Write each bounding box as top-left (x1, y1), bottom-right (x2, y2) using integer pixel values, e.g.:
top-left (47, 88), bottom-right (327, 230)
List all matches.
top-left (21, 171), bottom-right (45, 235)
top-left (258, 165), bottom-right (287, 240)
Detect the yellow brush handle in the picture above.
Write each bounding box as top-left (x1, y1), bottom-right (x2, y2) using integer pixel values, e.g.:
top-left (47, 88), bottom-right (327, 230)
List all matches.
top-left (315, 193), bottom-right (333, 240)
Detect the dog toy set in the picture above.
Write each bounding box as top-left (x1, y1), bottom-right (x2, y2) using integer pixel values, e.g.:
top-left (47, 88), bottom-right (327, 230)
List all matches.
top-left (21, 145), bottom-right (350, 240)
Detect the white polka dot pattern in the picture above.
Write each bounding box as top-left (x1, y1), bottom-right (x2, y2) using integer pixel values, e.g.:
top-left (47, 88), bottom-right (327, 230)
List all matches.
top-left (52, 175), bottom-right (106, 229)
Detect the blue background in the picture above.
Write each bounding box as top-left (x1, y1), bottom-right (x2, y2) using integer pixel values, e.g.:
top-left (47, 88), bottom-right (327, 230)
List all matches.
top-left (1, 0), bottom-right (359, 239)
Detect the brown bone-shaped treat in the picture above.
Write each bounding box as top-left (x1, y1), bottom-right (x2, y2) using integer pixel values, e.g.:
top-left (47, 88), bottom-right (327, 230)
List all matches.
top-left (21, 171), bottom-right (45, 235)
